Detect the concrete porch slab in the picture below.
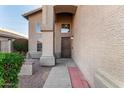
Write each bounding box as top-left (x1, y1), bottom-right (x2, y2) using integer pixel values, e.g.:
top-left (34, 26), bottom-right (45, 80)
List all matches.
top-left (43, 64), bottom-right (72, 88)
top-left (43, 58), bottom-right (90, 88)
top-left (43, 58), bottom-right (76, 88)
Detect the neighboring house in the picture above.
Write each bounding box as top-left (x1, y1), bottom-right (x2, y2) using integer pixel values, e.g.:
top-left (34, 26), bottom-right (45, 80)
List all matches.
top-left (0, 28), bottom-right (27, 52)
top-left (23, 5), bottom-right (124, 87)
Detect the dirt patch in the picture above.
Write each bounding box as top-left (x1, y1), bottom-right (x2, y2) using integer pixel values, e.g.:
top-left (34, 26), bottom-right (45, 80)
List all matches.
top-left (18, 60), bottom-right (51, 88)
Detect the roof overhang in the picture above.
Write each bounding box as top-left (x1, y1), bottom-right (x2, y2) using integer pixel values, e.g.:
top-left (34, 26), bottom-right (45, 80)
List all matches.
top-left (54, 5), bottom-right (77, 14)
top-left (23, 5), bottom-right (77, 19)
top-left (22, 7), bottom-right (42, 19)
top-left (0, 28), bottom-right (28, 39)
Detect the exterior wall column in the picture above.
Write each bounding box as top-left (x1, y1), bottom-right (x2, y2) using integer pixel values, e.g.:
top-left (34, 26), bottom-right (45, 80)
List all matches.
top-left (8, 39), bottom-right (14, 53)
top-left (41, 5), bottom-right (54, 30)
top-left (0, 38), bottom-right (12, 53)
top-left (40, 5), bottom-right (55, 66)
top-left (8, 39), bottom-right (12, 53)
top-left (1, 39), bottom-right (8, 52)
top-left (29, 21), bottom-right (37, 53)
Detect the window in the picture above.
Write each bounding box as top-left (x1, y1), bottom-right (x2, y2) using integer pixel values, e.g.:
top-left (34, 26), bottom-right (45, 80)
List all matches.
top-left (35, 23), bottom-right (41, 33)
top-left (61, 24), bottom-right (70, 33)
top-left (37, 41), bottom-right (42, 51)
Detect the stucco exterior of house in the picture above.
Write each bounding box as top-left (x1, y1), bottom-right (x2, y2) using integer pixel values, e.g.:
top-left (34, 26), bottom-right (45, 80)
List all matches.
top-left (0, 28), bottom-right (27, 52)
top-left (23, 5), bottom-right (124, 87)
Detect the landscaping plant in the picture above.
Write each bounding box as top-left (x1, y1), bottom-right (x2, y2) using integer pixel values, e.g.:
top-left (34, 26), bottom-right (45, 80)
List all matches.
top-left (0, 53), bottom-right (24, 88)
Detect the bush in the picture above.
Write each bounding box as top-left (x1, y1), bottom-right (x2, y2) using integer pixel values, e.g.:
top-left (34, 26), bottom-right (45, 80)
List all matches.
top-left (13, 39), bottom-right (28, 55)
top-left (0, 53), bottom-right (24, 88)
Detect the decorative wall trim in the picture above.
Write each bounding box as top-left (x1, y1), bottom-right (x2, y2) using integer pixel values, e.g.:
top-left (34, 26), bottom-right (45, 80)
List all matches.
top-left (94, 69), bottom-right (124, 88)
top-left (41, 30), bottom-right (53, 32)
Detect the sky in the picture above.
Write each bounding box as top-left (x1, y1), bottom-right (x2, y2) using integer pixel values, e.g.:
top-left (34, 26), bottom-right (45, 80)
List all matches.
top-left (0, 5), bottom-right (41, 37)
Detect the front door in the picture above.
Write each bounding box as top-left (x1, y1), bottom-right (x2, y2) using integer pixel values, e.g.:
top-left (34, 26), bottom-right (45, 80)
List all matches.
top-left (61, 37), bottom-right (71, 58)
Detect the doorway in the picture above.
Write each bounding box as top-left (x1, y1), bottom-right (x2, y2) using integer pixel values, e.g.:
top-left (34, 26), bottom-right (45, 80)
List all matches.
top-left (61, 37), bottom-right (71, 58)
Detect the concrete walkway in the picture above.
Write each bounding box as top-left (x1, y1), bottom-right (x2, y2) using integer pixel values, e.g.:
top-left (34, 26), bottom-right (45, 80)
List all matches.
top-left (43, 58), bottom-right (77, 88)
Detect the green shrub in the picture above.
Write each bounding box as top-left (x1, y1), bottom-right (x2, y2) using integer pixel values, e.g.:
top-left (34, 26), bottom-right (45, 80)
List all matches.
top-left (0, 53), bottom-right (24, 88)
top-left (13, 39), bottom-right (28, 55)
top-left (0, 77), bottom-right (5, 87)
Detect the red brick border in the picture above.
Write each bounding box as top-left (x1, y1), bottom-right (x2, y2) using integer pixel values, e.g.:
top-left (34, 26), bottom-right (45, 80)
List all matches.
top-left (68, 67), bottom-right (90, 88)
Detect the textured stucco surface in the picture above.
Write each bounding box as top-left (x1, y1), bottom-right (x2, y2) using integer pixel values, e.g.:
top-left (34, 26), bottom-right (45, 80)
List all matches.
top-left (26, 5), bottom-right (124, 87)
top-left (28, 6), bottom-right (54, 57)
top-left (42, 5), bottom-right (54, 30)
top-left (72, 6), bottom-right (124, 87)
top-left (28, 11), bottom-right (42, 53)
top-left (28, 5), bottom-right (55, 66)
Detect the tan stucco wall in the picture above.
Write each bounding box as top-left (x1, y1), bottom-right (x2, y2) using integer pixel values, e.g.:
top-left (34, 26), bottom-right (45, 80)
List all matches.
top-left (28, 11), bottom-right (42, 52)
top-left (28, 5), bottom-right (54, 59)
top-left (42, 5), bottom-right (54, 30)
top-left (55, 13), bottom-right (73, 58)
top-left (72, 5), bottom-right (124, 87)
top-left (38, 32), bottom-right (54, 56)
